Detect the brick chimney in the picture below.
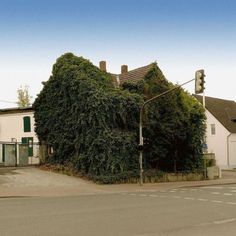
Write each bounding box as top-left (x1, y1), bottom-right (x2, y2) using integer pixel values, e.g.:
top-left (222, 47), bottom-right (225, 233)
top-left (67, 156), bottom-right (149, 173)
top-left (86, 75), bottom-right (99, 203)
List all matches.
top-left (121, 65), bottom-right (128, 74)
top-left (99, 61), bottom-right (106, 72)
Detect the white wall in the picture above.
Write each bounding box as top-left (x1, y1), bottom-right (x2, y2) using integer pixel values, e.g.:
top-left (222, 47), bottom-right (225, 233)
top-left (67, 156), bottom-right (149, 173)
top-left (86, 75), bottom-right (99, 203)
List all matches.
top-left (205, 110), bottom-right (230, 169)
top-left (0, 111), bottom-right (38, 142)
top-left (0, 110), bottom-right (39, 164)
top-left (229, 134), bottom-right (236, 167)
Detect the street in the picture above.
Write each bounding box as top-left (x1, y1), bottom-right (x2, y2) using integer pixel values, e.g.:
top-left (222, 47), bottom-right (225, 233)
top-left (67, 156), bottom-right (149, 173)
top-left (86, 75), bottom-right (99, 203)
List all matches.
top-left (1, 184), bottom-right (236, 235)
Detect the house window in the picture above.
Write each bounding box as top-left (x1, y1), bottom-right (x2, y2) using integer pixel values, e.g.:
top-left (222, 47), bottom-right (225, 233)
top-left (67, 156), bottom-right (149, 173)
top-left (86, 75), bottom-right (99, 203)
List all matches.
top-left (23, 116), bottom-right (31, 132)
top-left (211, 124), bottom-right (216, 135)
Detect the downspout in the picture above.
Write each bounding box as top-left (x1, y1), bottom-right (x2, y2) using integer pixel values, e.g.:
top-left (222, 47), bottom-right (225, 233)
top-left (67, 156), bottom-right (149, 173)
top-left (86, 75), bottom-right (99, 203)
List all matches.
top-left (227, 133), bottom-right (231, 168)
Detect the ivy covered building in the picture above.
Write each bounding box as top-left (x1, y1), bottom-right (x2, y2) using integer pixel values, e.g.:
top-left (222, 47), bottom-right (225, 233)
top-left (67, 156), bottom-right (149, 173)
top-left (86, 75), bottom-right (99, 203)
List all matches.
top-left (33, 53), bottom-right (205, 183)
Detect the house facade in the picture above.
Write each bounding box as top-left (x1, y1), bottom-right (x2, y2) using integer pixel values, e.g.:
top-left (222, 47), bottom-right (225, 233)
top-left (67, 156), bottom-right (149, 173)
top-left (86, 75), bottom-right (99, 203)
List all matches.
top-left (0, 107), bottom-right (39, 165)
top-left (195, 95), bottom-right (236, 169)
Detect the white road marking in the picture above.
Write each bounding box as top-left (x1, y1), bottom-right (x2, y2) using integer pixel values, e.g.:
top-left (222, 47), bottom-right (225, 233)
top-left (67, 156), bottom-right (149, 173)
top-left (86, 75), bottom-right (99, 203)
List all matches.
top-left (201, 186), bottom-right (223, 189)
top-left (229, 187), bottom-right (236, 189)
top-left (211, 192), bottom-right (220, 195)
top-left (214, 218), bottom-right (236, 224)
top-left (173, 196), bottom-right (181, 199)
top-left (196, 218), bottom-right (236, 227)
top-left (184, 197), bottom-right (195, 200)
top-left (197, 198), bottom-right (208, 202)
top-left (211, 200), bottom-right (222, 203)
top-left (190, 189), bottom-right (198, 192)
top-left (230, 190), bottom-right (236, 193)
top-left (149, 194), bottom-right (158, 197)
top-left (129, 193), bottom-right (136, 196)
top-left (139, 194), bottom-right (147, 197)
top-left (224, 193), bottom-right (233, 196)
top-left (226, 202), bottom-right (236, 205)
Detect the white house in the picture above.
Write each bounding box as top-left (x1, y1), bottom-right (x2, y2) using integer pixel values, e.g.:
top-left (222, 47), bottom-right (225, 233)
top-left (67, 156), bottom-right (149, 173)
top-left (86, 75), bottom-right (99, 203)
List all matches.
top-left (195, 95), bottom-right (236, 169)
top-left (0, 107), bottom-right (39, 165)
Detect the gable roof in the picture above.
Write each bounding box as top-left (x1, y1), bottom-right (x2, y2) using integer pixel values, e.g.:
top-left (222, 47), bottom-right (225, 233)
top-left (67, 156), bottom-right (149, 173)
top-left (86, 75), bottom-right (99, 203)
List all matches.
top-left (110, 64), bottom-right (153, 87)
top-left (194, 95), bottom-right (236, 133)
top-left (119, 64), bottom-right (153, 84)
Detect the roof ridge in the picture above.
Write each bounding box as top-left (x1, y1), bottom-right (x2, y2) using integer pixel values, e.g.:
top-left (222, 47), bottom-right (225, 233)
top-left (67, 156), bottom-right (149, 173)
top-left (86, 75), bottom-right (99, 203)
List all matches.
top-left (194, 94), bottom-right (235, 103)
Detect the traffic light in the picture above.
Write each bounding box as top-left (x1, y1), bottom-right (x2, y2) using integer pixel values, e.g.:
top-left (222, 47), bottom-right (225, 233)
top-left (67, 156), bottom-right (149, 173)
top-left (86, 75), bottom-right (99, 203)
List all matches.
top-left (195, 69), bottom-right (205, 94)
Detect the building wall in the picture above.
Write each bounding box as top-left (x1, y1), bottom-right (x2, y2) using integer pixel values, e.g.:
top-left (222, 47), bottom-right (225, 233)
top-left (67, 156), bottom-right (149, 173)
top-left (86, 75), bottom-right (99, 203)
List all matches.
top-left (229, 134), bottom-right (236, 167)
top-left (0, 110), bottom-right (39, 164)
top-left (0, 111), bottom-right (38, 142)
top-left (205, 110), bottom-right (230, 169)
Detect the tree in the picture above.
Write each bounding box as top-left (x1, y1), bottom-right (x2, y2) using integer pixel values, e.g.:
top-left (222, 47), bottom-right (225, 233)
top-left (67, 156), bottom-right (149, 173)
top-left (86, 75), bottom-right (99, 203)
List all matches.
top-left (17, 85), bottom-right (32, 107)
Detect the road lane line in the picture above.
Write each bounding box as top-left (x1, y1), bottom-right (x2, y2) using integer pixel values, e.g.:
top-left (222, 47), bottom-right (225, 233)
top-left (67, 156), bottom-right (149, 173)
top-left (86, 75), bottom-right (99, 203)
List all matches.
top-left (226, 202), bottom-right (236, 205)
top-left (224, 193), bottom-right (233, 196)
top-left (211, 200), bottom-right (222, 203)
top-left (197, 198), bottom-right (208, 202)
top-left (214, 218), bottom-right (236, 224)
top-left (190, 189), bottom-right (197, 192)
top-left (173, 196), bottom-right (181, 199)
top-left (184, 197), bottom-right (195, 200)
top-left (201, 186), bottom-right (223, 189)
top-left (149, 194), bottom-right (158, 197)
top-left (211, 192), bottom-right (220, 195)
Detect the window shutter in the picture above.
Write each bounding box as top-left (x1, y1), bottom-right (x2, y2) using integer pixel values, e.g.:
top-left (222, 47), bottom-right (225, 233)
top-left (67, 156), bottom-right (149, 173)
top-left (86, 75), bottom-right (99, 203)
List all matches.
top-left (23, 116), bottom-right (31, 132)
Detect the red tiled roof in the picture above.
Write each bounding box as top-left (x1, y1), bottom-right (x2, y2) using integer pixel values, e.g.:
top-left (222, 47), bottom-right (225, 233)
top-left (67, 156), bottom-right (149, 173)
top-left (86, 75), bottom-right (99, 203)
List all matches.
top-left (110, 64), bottom-right (153, 87)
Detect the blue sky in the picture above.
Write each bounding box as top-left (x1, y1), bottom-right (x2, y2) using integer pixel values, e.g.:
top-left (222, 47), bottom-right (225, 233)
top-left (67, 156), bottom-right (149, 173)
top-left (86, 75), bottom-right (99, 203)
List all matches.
top-left (0, 0), bottom-right (236, 107)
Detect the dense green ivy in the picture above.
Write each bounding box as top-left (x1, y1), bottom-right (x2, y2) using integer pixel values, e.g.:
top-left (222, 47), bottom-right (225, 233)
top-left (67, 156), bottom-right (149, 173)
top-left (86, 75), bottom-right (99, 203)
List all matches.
top-left (34, 53), bottom-right (205, 183)
top-left (122, 63), bottom-right (205, 172)
top-left (33, 53), bottom-right (142, 179)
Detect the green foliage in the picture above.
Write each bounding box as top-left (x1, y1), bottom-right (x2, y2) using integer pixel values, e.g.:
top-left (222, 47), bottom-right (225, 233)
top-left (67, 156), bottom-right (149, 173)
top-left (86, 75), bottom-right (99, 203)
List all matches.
top-left (34, 53), bottom-right (205, 183)
top-left (122, 63), bottom-right (206, 172)
top-left (33, 53), bottom-right (142, 179)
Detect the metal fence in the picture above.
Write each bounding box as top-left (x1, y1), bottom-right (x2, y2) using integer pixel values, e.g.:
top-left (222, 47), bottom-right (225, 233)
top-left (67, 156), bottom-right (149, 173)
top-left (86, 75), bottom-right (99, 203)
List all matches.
top-left (0, 141), bottom-right (40, 167)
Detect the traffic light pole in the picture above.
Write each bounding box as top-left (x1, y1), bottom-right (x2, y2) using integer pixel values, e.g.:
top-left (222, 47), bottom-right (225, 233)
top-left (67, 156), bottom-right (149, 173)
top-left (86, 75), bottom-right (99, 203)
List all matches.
top-left (139, 78), bottom-right (195, 185)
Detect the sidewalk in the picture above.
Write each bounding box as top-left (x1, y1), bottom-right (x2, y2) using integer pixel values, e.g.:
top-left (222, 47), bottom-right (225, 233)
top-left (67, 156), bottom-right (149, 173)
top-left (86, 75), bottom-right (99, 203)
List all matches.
top-left (96, 170), bottom-right (236, 193)
top-left (0, 167), bottom-right (236, 197)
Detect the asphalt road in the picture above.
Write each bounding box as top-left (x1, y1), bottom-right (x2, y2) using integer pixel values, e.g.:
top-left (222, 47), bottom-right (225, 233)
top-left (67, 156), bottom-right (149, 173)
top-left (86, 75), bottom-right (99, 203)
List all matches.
top-left (1, 184), bottom-right (236, 236)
